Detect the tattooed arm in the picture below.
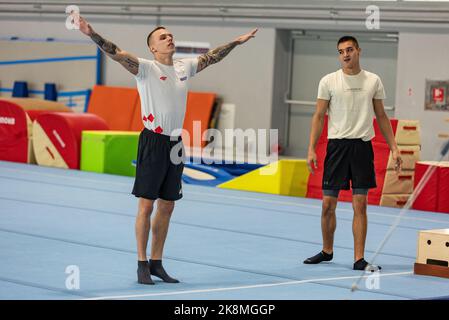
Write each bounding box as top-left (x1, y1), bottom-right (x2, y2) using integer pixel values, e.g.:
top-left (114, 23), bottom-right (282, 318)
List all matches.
top-left (77, 16), bottom-right (139, 75)
top-left (197, 28), bottom-right (258, 73)
top-left (90, 31), bottom-right (139, 76)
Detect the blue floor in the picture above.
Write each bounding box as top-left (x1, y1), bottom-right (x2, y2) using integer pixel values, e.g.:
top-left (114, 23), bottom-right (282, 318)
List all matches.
top-left (1, 160), bottom-right (449, 300)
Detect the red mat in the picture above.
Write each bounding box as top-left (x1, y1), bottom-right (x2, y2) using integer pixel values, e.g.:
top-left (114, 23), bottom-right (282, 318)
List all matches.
top-left (33, 112), bottom-right (109, 169)
top-left (0, 100), bottom-right (30, 163)
top-left (413, 162), bottom-right (449, 214)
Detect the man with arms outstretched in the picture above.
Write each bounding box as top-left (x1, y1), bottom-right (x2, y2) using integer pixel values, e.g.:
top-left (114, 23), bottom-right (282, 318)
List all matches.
top-left (76, 15), bottom-right (257, 284)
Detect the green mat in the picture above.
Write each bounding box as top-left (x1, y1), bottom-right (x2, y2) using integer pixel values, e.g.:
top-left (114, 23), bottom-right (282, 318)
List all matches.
top-left (81, 131), bottom-right (140, 177)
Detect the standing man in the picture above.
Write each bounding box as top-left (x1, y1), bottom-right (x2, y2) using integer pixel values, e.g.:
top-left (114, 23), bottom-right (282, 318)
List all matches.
top-left (76, 15), bottom-right (257, 284)
top-left (304, 36), bottom-right (402, 271)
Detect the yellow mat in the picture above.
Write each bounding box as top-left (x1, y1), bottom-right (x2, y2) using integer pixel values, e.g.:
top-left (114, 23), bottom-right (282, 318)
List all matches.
top-left (218, 159), bottom-right (310, 197)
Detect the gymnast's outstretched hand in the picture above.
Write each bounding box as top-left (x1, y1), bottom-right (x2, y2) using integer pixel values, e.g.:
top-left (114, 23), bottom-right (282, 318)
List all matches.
top-left (234, 28), bottom-right (258, 45)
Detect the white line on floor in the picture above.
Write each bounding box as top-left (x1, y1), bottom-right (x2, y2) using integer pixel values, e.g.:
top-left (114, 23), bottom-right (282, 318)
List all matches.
top-left (84, 271), bottom-right (413, 300)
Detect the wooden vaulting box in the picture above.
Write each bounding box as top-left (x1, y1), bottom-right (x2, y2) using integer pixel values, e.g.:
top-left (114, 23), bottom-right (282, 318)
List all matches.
top-left (414, 229), bottom-right (449, 279)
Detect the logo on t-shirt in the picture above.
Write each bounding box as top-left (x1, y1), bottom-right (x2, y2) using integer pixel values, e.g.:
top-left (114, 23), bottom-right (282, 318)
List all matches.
top-left (160, 76), bottom-right (167, 81)
top-left (344, 87), bottom-right (363, 92)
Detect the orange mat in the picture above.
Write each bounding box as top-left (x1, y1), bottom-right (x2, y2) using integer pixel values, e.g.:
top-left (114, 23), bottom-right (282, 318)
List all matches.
top-left (129, 98), bottom-right (144, 132)
top-left (182, 91), bottom-right (216, 148)
top-left (87, 85), bottom-right (139, 131)
top-left (98, 88), bottom-right (217, 137)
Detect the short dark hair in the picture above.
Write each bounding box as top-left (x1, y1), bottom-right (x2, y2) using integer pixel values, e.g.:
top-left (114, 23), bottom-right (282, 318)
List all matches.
top-left (337, 36), bottom-right (359, 49)
top-left (146, 26), bottom-right (166, 48)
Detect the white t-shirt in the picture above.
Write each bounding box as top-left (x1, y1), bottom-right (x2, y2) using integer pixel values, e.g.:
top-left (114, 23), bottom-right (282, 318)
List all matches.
top-left (134, 57), bottom-right (198, 136)
top-left (317, 69), bottom-right (386, 141)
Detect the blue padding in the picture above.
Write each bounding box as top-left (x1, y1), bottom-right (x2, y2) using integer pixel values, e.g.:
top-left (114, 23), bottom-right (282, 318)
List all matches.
top-left (96, 47), bottom-right (102, 85)
top-left (12, 81), bottom-right (29, 97)
top-left (84, 89), bottom-right (92, 112)
top-left (44, 83), bottom-right (57, 101)
top-left (210, 164), bottom-right (263, 176)
top-left (182, 163), bottom-right (234, 187)
top-left (133, 159), bottom-right (237, 186)
top-left (188, 156), bottom-right (264, 176)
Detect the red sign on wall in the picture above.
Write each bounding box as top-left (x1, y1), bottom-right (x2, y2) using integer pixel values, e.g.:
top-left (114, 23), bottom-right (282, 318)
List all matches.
top-left (433, 87), bottom-right (445, 103)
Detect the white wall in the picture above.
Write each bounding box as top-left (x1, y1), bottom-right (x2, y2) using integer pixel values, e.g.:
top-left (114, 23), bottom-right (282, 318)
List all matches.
top-left (2, 17), bottom-right (449, 161)
top-left (271, 29), bottom-right (290, 149)
top-left (0, 17), bottom-right (276, 131)
top-left (395, 32), bottom-right (449, 161)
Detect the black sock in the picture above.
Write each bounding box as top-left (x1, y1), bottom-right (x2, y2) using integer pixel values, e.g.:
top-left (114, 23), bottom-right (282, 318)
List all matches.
top-left (137, 260), bottom-right (154, 285)
top-left (149, 259), bottom-right (180, 283)
top-left (303, 251), bottom-right (333, 264)
top-left (138, 260), bottom-right (148, 268)
top-left (353, 258), bottom-right (382, 271)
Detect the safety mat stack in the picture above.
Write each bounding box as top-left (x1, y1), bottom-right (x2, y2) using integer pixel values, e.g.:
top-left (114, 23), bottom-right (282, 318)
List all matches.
top-left (0, 98), bottom-right (71, 164)
top-left (379, 120), bottom-right (421, 208)
top-left (1, 86), bottom-right (220, 178)
top-left (413, 161), bottom-right (449, 214)
top-left (32, 113), bottom-right (108, 169)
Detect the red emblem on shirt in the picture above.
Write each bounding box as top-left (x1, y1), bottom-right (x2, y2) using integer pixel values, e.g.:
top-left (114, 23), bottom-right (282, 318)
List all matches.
top-left (148, 113), bottom-right (154, 122)
top-left (154, 126), bottom-right (163, 134)
top-left (160, 76), bottom-right (167, 81)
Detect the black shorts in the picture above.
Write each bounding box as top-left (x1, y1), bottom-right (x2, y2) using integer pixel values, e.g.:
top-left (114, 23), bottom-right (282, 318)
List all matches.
top-left (322, 138), bottom-right (376, 191)
top-left (132, 128), bottom-right (185, 201)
